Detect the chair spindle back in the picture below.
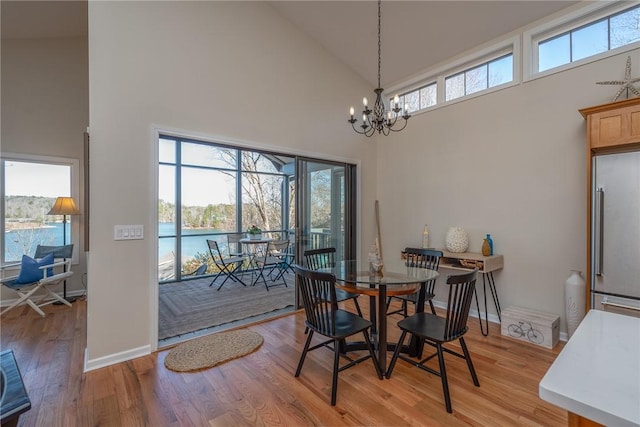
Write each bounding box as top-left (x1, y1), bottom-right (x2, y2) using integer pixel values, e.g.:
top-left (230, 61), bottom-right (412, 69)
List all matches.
top-left (304, 247), bottom-right (336, 270)
top-left (404, 247), bottom-right (442, 270)
top-left (294, 265), bottom-right (338, 335)
top-left (443, 269), bottom-right (477, 340)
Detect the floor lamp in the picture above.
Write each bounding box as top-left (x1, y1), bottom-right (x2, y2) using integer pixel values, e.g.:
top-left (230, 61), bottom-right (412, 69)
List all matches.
top-left (47, 196), bottom-right (80, 303)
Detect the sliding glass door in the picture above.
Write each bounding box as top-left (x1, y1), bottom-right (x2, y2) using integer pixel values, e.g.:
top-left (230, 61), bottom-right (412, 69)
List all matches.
top-left (295, 158), bottom-right (356, 263)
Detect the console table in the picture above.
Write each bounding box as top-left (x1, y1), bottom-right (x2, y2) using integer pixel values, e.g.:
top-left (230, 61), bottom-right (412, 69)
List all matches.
top-left (439, 250), bottom-right (504, 336)
top-left (400, 249), bottom-right (504, 335)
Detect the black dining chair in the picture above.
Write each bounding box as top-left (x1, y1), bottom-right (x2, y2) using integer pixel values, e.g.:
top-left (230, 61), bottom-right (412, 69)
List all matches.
top-left (293, 265), bottom-right (382, 406)
top-left (386, 269), bottom-right (479, 413)
top-left (304, 247), bottom-right (363, 317)
top-left (387, 248), bottom-right (442, 317)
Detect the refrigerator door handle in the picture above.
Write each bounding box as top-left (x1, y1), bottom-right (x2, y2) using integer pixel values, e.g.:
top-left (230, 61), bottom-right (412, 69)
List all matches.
top-left (595, 187), bottom-right (604, 276)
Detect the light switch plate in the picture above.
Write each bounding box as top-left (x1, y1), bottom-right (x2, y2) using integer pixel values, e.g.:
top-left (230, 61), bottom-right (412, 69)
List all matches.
top-left (114, 225), bottom-right (144, 240)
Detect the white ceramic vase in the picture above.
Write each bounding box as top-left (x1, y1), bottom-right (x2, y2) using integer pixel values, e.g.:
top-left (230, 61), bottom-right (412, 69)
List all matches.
top-left (445, 227), bottom-right (469, 253)
top-left (565, 270), bottom-right (586, 338)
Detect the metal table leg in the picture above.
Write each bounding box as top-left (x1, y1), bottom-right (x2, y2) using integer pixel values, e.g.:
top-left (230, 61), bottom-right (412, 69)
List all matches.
top-left (473, 272), bottom-right (501, 336)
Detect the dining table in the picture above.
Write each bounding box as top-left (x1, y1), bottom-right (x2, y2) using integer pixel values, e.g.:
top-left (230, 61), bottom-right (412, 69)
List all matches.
top-left (321, 259), bottom-right (439, 376)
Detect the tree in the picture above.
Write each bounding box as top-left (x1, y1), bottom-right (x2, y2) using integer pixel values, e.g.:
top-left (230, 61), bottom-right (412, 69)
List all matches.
top-left (215, 149), bottom-right (285, 232)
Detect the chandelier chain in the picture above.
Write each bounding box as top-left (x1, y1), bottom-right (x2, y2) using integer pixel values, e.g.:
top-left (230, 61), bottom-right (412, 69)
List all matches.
top-left (377, 0), bottom-right (381, 88)
top-left (347, 0), bottom-right (410, 137)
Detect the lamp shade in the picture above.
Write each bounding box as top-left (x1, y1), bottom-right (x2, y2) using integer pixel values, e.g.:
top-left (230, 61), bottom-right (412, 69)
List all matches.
top-left (47, 197), bottom-right (80, 216)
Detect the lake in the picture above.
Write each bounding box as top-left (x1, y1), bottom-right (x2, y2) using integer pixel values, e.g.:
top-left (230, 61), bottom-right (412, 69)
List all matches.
top-left (4, 222), bottom-right (67, 261)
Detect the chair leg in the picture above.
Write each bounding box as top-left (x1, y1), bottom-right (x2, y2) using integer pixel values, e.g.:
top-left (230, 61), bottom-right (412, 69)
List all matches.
top-left (402, 300), bottom-right (408, 317)
top-left (25, 298), bottom-right (46, 317)
top-left (386, 330), bottom-right (408, 379)
top-left (460, 337), bottom-right (480, 386)
top-left (209, 271), bottom-right (223, 287)
top-left (353, 297), bottom-right (363, 317)
top-left (216, 264), bottom-right (247, 291)
top-left (428, 299), bottom-right (437, 314)
top-left (295, 330), bottom-right (314, 377)
top-left (1, 287), bottom-right (46, 317)
top-left (331, 338), bottom-right (340, 406)
top-left (362, 329), bottom-right (383, 379)
top-left (41, 286), bottom-right (72, 307)
top-left (436, 343), bottom-right (452, 413)
top-left (0, 290), bottom-right (32, 316)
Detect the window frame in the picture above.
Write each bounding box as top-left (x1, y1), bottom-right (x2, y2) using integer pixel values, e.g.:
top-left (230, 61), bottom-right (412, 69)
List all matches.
top-left (1, 152), bottom-right (81, 265)
top-left (157, 135), bottom-right (293, 282)
top-left (386, 35), bottom-right (519, 115)
top-left (524, 1), bottom-right (640, 82)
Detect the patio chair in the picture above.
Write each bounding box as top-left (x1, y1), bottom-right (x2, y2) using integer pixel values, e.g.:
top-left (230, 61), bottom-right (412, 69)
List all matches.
top-left (0, 244), bottom-right (74, 317)
top-left (226, 232), bottom-right (246, 257)
top-left (183, 264), bottom-right (207, 277)
top-left (207, 239), bottom-right (247, 291)
top-left (253, 240), bottom-right (289, 291)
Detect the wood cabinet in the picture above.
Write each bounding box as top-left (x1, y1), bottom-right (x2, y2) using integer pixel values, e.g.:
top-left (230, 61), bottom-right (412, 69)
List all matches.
top-left (580, 98), bottom-right (640, 313)
top-left (580, 97), bottom-right (640, 151)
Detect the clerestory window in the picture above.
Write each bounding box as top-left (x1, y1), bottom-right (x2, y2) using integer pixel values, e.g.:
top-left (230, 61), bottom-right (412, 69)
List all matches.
top-left (530, 3), bottom-right (640, 75)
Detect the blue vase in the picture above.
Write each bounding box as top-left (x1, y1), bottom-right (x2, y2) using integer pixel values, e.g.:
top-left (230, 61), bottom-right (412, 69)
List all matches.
top-left (486, 234), bottom-right (494, 255)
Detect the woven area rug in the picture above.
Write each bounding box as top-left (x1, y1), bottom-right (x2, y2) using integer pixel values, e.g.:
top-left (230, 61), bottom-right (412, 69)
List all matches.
top-left (158, 273), bottom-right (295, 340)
top-left (164, 329), bottom-right (263, 372)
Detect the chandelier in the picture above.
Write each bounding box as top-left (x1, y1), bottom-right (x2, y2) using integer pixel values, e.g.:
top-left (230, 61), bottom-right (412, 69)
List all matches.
top-left (348, 0), bottom-right (410, 137)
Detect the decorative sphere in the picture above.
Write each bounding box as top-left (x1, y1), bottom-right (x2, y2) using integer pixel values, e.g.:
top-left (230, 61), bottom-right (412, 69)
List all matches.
top-left (445, 227), bottom-right (469, 253)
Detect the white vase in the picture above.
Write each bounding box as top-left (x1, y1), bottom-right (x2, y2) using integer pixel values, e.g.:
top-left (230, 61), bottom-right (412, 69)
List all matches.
top-left (565, 270), bottom-right (586, 338)
top-left (445, 227), bottom-right (469, 253)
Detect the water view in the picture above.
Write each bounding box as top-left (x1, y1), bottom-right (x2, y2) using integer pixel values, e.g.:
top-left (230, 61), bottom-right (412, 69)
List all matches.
top-left (4, 222), bottom-right (68, 261)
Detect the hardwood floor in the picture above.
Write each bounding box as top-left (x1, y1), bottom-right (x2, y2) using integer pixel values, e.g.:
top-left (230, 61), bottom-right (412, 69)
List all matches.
top-left (0, 298), bottom-right (568, 426)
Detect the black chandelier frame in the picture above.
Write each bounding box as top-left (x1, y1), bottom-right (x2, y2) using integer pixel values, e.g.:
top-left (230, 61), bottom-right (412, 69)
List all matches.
top-left (348, 0), bottom-right (410, 137)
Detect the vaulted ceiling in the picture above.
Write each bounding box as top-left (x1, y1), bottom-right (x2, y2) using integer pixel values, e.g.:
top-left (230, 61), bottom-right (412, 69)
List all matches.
top-left (2, 0), bottom-right (579, 88)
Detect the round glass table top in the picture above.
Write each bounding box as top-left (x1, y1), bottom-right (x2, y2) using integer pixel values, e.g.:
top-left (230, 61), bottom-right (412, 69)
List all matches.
top-left (321, 260), bottom-right (439, 291)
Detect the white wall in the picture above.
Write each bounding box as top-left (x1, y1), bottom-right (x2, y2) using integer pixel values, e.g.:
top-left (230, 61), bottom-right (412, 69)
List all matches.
top-left (87, 1), bottom-right (377, 367)
top-left (87, 0), bottom-right (640, 366)
top-left (377, 48), bottom-right (640, 333)
top-left (1, 36), bottom-right (89, 299)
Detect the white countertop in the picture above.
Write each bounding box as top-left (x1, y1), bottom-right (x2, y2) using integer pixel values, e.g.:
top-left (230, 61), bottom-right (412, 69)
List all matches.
top-left (539, 310), bottom-right (640, 426)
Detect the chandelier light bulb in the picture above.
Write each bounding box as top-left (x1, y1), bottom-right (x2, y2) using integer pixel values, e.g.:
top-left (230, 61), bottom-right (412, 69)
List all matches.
top-left (363, 97), bottom-right (368, 107)
top-left (350, 106), bottom-right (355, 117)
top-left (394, 95), bottom-right (399, 106)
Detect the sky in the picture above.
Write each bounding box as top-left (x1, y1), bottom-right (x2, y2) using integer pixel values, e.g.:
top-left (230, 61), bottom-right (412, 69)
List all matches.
top-left (4, 161), bottom-right (70, 197)
top-left (158, 165), bottom-right (235, 206)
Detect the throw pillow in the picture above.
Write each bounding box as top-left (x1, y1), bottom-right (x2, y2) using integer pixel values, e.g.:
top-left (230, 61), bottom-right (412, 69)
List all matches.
top-left (14, 253), bottom-right (55, 284)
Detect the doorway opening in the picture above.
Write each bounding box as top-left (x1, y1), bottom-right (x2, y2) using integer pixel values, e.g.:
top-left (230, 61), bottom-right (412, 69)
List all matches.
top-left (157, 135), bottom-right (356, 346)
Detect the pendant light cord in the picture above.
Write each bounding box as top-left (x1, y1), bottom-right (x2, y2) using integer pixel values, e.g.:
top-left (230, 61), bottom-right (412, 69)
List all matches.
top-left (377, 0), bottom-right (382, 89)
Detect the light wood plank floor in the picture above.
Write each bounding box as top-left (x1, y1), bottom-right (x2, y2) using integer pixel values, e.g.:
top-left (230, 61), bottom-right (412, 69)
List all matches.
top-left (0, 298), bottom-right (567, 426)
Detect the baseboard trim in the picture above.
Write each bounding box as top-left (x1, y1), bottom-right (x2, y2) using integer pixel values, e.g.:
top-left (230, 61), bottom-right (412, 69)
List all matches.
top-left (433, 300), bottom-right (568, 342)
top-left (84, 345), bottom-right (151, 372)
top-left (432, 299), bottom-right (501, 325)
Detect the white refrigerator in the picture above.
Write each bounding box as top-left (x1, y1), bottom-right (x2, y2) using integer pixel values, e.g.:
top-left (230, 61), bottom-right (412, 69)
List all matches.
top-left (591, 151), bottom-right (640, 316)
